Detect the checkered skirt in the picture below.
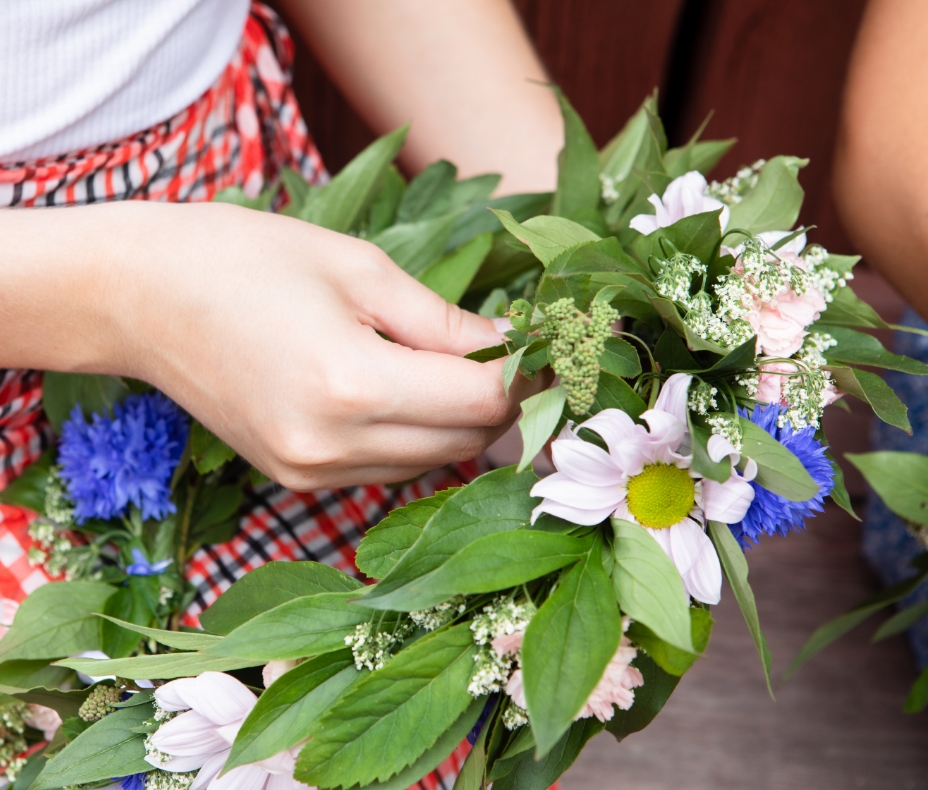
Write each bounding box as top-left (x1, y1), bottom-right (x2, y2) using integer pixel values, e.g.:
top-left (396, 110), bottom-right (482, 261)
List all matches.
top-left (0, 5), bottom-right (479, 786)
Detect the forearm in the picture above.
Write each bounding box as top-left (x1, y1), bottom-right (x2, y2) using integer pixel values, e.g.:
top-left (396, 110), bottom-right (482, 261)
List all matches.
top-left (834, 0), bottom-right (928, 317)
top-left (282, 0), bottom-right (563, 194)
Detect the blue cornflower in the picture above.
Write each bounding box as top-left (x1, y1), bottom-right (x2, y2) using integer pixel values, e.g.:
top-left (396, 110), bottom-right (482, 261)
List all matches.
top-left (730, 404), bottom-right (834, 550)
top-left (118, 773), bottom-right (146, 790)
top-left (125, 547), bottom-right (173, 577)
top-left (58, 392), bottom-right (189, 524)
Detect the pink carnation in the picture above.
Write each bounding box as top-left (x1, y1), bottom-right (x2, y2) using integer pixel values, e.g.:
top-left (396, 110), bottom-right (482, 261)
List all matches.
top-left (755, 362), bottom-right (797, 405)
top-left (749, 286), bottom-right (826, 358)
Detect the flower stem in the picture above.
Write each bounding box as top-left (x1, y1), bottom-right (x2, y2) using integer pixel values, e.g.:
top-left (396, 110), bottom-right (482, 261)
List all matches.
top-left (170, 475), bottom-right (200, 631)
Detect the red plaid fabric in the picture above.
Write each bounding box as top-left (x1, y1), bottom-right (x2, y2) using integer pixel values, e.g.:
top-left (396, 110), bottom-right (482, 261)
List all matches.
top-left (0, 5), bottom-right (484, 788)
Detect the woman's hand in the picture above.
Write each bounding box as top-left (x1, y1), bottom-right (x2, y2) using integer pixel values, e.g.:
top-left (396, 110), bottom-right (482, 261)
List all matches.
top-left (0, 201), bottom-right (547, 489)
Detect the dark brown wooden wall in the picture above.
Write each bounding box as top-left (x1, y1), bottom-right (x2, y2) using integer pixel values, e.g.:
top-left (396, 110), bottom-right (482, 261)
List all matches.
top-left (273, 0), bottom-right (869, 253)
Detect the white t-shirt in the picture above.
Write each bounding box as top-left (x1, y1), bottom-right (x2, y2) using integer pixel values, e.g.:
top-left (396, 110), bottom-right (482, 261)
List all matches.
top-left (0, 0), bottom-right (251, 164)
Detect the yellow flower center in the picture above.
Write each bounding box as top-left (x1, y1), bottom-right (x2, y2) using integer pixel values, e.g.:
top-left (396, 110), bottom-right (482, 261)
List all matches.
top-left (625, 463), bottom-right (696, 529)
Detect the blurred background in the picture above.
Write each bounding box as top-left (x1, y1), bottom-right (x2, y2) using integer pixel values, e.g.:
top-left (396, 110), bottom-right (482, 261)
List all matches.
top-left (274, 1), bottom-right (926, 787)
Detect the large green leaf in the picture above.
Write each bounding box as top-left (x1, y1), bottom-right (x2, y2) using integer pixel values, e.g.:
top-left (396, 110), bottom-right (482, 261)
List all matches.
top-left (551, 88), bottom-right (601, 219)
top-left (626, 605), bottom-right (713, 677)
top-left (417, 232), bottom-right (492, 304)
top-left (0, 582), bottom-right (115, 661)
top-left (199, 561), bottom-right (362, 635)
top-left (821, 325), bottom-right (928, 375)
top-left (355, 490), bottom-right (457, 579)
top-left (708, 521), bottom-right (773, 695)
top-left (738, 418), bottom-right (820, 502)
top-left (818, 285), bottom-right (889, 330)
top-left (448, 192), bottom-right (551, 252)
top-left (518, 385), bottom-right (567, 472)
top-left (846, 452), bottom-right (928, 525)
top-left (374, 530), bottom-right (594, 611)
top-left (226, 652), bottom-right (357, 771)
top-left (295, 624), bottom-right (477, 788)
top-left (610, 519), bottom-right (693, 653)
top-left (205, 592), bottom-right (372, 661)
top-left (370, 213), bottom-right (460, 278)
top-left (600, 97), bottom-right (651, 181)
top-left (33, 703), bottom-right (152, 790)
top-left (42, 373), bottom-right (130, 432)
top-left (0, 448), bottom-right (53, 511)
top-left (367, 165), bottom-right (406, 234)
top-left (301, 126), bottom-right (408, 232)
top-left (396, 160), bottom-right (457, 223)
top-left (599, 337), bottom-right (641, 379)
top-left (664, 138), bottom-right (735, 178)
top-left (99, 581), bottom-right (154, 659)
top-left (726, 155), bottom-right (807, 234)
top-left (873, 600), bottom-right (928, 642)
top-left (582, 370), bottom-right (646, 419)
top-left (522, 549), bottom-right (621, 757)
top-left (604, 652), bottom-right (679, 741)
top-left (96, 616), bottom-right (221, 651)
top-left (826, 366), bottom-right (911, 433)
top-left (0, 660), bottom-right (71, 694)
top-left (360, 467), bottom-right (539, 609)
top-left (57, 652), bottom-right (260, 679)
top-left (632, 209), bottom-right (723, 269)
top-left (492, 210), bottom-right (600, 267)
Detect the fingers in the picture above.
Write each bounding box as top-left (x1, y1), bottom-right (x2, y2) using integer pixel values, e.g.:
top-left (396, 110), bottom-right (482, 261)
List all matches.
top-left (352, 254), bottom-right (505, 355)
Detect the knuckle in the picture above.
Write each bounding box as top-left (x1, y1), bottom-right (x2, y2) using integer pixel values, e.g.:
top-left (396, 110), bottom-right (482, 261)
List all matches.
top-left (454, 429), bottom-right (493, 461)
top-left (475, 384), bottom-right (514, 427)
top-left (324, 367), bottom-right (373, 415)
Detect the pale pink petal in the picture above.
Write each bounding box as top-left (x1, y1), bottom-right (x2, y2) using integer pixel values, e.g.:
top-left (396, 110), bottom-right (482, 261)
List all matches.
top-left (263, 660), bottom-right (298, 689)
top-left (531, 499), bottom-right (619, 527)
top-left (182, 672), bottom-right (256, 726)
top-left (639, 411), bottom-right (686, 463)
top-left (266, 773), bottom-right (310, 790)
top-left (492, 630), bottom-right (525, 658)
top-left (548, 440), bottom-right (624, 486)
top-left (215, 721), bottom-right (242, 746)
top-left (155, 677), bottom-right (199, 712)
top-left (654, 374), bottom-right (692, 424)
top-left (742, 458), bottom-right (758, 482)
top-left (190, 750), bottom-right (229, 790)
top-left (149, 711), bottom-right (229, 757)
top-left (506, 669), bottom-right (527, 709)
top-left (23, 704), bottom-right (61, 741)
top-left (702, 474), bottom-right (755, 524)
top-left (706, 434), bottom-right (739, 464)
top-left (255, 747), bottom-right (297, 775)
top-left (665, 520), bottom-right (722, 605)
top-left (530, 476), bottom-right (626, 511)
top-left (757, 230), bottom-right (807, 256)
top-left (629, 212), bottom-right (660, 236)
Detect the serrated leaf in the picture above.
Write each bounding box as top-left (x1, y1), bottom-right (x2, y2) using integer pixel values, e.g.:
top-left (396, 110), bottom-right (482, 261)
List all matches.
top-left (464, 344), bottom-right (508, 363)
top-left (583, 371), bottom-right (646, 419)
top-left (708, 521), bottom-right (773, 695)
top-left (33, 704), bottom-right (152, 790)
top-left (0, 582), bottom-right (115, 661)
top-left (523, 549), bottom-right (621, 757)
top-left (359, 467), bottom-right (539, 610)
top-left (295, 625), bottom-right (477, 788)
top-left (492, 210), bottom-right (600, 267)
top-left (355, 490), bottom-right (457, 579)
top-left (418, 232), bottom-right (492, 304)
top-left (199, 561), bottom-right (362, 635)
top-left (738, 419), bottom-right (820, 502)
top-left (632, 209), bottom-right (723, 269)
top-left (42, 373), bottom-right (130, 433)
top-left (826, 366), bottom-right (911, 433)
top-left (727, 155), bottom-right (808, 234)
top-left (551, 87), bottom-right (601, 219)
top-left (225, 652), bottom-right (356, 772)
top-left (610, 519), bottom-right (693, 653)
top-left (502, 347), bottom-right (528, 397)
top-left (57, 652), bottom-right (259, 679)
top-left (205, 591), bottom-right (373, 661)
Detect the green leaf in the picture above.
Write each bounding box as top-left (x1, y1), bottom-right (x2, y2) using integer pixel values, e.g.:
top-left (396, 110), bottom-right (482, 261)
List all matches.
top-left (819, 285), bottom-right (889, 329)
top-left (0, 582), bottom-right (115, 661)
top-left (703, 336), bottom-right (757, 376)
top-left (12, 752), bottom-right (47, 790)
top-left (610, 519), bottom-right (693, 653)
top-left (370, 213), bottom-right (460, 278)
top-left (873, 600), bottom-right (928, 642)
top-left (523, 548), bottom-right (621, 757)
top-left (518, 385), bottom-right (567, 472)
top-left (296, 624), bottom-right (478, 788)
top-left (708, 521), bottom-right (773, 695)
top-left (418, 232), bottom-right (492, 304)
top-left (604, 652), bottom-right (679, 741)
top-left (599, 337), bottom-right (641, 379)
top-left (826, 366), bottom-right (911, 433)
top-left (189, 422), bottom-right (237, 474)
top-left (57, 651), bottom-right (260, 679)
top-left (547, 237), bottom-right (645, 277)
top-left (96, 616), bottom-right (221, 651)
top-left (821, 325), bottom-right (928, 374)
top-left (355, 490), bottom-right (458, 579)
top-left (827, 453), bottom-right (859, 521)
top-left (0, 659), bottom-right (71, 693)
top-left (551, 87), bottom-right (601, 219)
top-left (0, 449), bottom-right (53, 511)
top-left (846, 452), bottom-right (928, 524)
top-left (665, 137), bottom-right (736, 178)
top-left (632, 209), bottom-right (723, 269)
top-left (452, 701), bottom-right (489, 790)
top-left (905, 665), bottom-right (928, 713)
top-left (584, 370), bottom-right (646, 420)
top-left (199, 561), bottom-right (362, 635)
top-left (368, 165), bottom-right (406, 235)
top-left (374, 530), bottom-right (594, 611)
top-left (360, 466), bottom-right (539, 609)
top-left (33, 704), bottom-right (152, 790)
top-left (492, 717), bottom-right (604, 790)
top-left (787, 555), bottom-right (928, 679)
top-left (448, 192), bottom-right (551, 252)
top-left (397, 160), bottom-right (457, 223)
top-left (727, 155), bottom-right (808, 234)
top-left (60, 717), bottom-right (92, 743)
top-left (302, 126), bottom-right (408, 232)
top-left (491, 210), bottom-right (600, 267)
top-left (477, 288), bottom-right (510, 319)
top-left (225, 652), bottom-right (356, 771)
top-left (653, 328), bottom-right (697, 372)
top-left (626, 607), bottom-right (713, 676)
top-left (600, 97), bottom-right (651, 181)
top-left (280, 167), bottom-right (309, 209)
top-left (738, 418), bottom-right (820, 501)
top-left (99, 583), bottom-right (152, 659)
top-left (13, 687), bottom-right (91, 720)
top-left (649, 297), bottom-right (728, 354)
top-left (689, 418), bottom-right (732, 484)
top-left (448, 174), bottom-right (501, 211)
top-left (213, 185), bottom-right (277, 211)
top-left (42, 373), bottom-right (130, 432)
top-left (502, 346), bottom-right (528, 397)
top-left (205, 591), bottom-right (373, 661)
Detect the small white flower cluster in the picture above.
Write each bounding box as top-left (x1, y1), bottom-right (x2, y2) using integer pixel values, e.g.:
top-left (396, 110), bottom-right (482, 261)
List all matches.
top-left (735, 372), bottom-right (760, 397)
top-left (145, 770), bottom-right (196, 790)
top-left (503, 704), bottom-right (529, 731)
top-left (44, 467), bottom-right (75, 526)
top-left (706, 413), bottom-right (743, 451)
top-left (27, 519), bottom-right (75, 578)
top-left (345, 620), bottom-right (415, 672)
top-left (778, 368), bottom-right (834, 431)
top-left (688, 381), bottom-right (718, 415)
top-left (409, 596), bottom-right (466, 632)
top-left (654, 253), bottom-right (706, 303)
top-left (797, 331), bottom-right (837, 369)
top-left (803, 246), bottom-right (853, 304)
top-left (467, 597), bottom-right (535, 698)
top-left (468, 648), bottom-right (512, 697)
top-left (0, 701), bottom-right (27, 782)
top-left (144, 733), bottom-right (172, 768)
top-left (599, 173), bottom-right (619, 206)
top-left (706, 159), bottom-right (765, 205)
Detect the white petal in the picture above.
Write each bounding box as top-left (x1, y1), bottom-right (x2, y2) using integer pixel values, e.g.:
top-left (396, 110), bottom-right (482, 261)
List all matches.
top-left (211, 763), bottom-right (270, 790)
top-left (155, 677), bottom-right (198, 712)
top-left (579, 410), bottom-right (648, 473)
top-left (758, 229), bottom-right (806, 256)
top-left (654, 374), bottom-right (692, 423)
top-left (667, 521), bottom-right (722, 605)
top-left (707, 434), bottom-right (739, 464)
top-left (190, 751), bottom-right (228, 790)
top-left (643, 525), bottom-right (672, 553)
top-left (147, 753), bottom-right (210, 773)
top-left (639, 411), bottom-right (686, 462)
top-left (702, 475), bottom-right (755, 524)
top-left (532, 499), bottom-right (618, 527)
top-left (256, 748), bottom-right (296, 775)
top-left (150, 711), bottom-right (228, 757)
top-left (549, 440), bottom-right (624, 486)
top-left (266, 773), bottom-right (309, 790)
top-left (530, 476), bottom-right (626, 510)
top-left (183, 672), bottom-right (256, 726)
top-left (742, 458), bottom-right (758, 482)
top-left (629, 214), bottom-right (659, 235)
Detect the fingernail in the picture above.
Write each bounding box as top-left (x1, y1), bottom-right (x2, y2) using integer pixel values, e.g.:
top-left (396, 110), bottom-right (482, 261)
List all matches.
top-left (492, 317), bottom-right (511, 339)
